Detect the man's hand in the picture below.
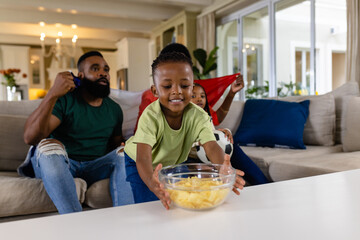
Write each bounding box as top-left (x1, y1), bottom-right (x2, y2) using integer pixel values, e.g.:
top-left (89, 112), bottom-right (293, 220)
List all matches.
top-left (222, 154), bottom-right (245, 195)
top-left (230, 73), bottom-right (244, 94)
top-left (48, 71), bottom-right (76, 98)
top-left (148, 164), bottom-right (171, 210)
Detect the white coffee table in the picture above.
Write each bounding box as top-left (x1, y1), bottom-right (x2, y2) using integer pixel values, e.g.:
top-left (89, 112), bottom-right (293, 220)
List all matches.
top-left (1, 169), bottom-right (360, 240)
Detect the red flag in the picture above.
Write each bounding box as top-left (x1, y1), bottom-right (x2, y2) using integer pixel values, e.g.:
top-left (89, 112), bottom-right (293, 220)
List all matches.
top-left (194, 73), bottom-right (238, 107)
top-left (134, 73), bottom-right (238, 132)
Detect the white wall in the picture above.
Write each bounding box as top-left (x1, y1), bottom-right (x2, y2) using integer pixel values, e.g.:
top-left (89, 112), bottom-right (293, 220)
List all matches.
top-left (115, 37), bottom-right (150, 92)
top-left (100, 51), bottom-right (118, 89)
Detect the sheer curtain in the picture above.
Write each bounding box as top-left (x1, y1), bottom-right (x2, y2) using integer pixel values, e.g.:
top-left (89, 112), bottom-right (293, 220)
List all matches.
top-left (346, 0), bottom-right (360, 84)
top-left (196, 12), bottom-right (216, 54)
top-left (0, 50), bottom-right (5, 100)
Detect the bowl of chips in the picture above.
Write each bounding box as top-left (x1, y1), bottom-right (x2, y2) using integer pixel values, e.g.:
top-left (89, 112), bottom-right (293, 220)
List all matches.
top-left (159, 163), bottom-right (235, 210)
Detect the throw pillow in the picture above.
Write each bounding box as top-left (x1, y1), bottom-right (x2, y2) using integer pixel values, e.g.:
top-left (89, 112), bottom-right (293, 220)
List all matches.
top-left (234, 99), bottom-right (310, 149)
top-left (342, 97), bottom-right (360, 152)
top-left (279, 94), bottom-right (335, 146)
top-left (110, 89), bottom-right (144, 140)
top-left (0, 114), bottom-right (31, 171)
top-left (328, 81), bottom-right (360, 144)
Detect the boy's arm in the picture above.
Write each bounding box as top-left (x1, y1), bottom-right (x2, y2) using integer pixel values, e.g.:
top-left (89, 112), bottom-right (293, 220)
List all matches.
top-left (136, 143), bottom-right (171, 209)
top-left (202, 141), bottom-right (225, 164)
top-left (203, 141), bottom-right (245, 194)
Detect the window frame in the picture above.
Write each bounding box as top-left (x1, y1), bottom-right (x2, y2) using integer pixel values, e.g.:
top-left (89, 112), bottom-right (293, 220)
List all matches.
top-left (216, 0), bottom-right (317, 99)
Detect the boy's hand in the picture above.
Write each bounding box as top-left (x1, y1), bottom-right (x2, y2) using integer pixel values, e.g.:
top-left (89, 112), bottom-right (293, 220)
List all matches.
top-left (149, 163), bottom-right (171, 210)
top-left (222, 154), bottom-right (245, 195)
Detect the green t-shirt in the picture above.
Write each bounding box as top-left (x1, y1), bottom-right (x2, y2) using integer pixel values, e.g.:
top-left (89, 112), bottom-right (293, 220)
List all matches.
top-left (124, 100), bottom-right (215, 168)
top-left (51, 90), bottom-right (123, 161)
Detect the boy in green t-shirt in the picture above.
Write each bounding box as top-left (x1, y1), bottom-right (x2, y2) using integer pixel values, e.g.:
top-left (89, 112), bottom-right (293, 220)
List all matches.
top-left (124, 50), bottom-right (245, 209)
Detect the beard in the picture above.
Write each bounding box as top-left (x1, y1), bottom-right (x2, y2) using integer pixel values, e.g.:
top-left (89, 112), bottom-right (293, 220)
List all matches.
top-left (81, 77), bottom-right (110, 98)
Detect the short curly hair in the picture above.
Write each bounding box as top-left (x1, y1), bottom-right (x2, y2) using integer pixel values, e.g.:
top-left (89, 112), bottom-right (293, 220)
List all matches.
top-left (160, 43), bottom-right (191, 59)
top-left (77, 51), bottom-right (103, 71)
top-left (151, 52), bottom-right (193, 82)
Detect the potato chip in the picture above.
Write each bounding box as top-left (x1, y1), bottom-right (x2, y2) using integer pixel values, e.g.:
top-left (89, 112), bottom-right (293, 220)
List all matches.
top-left (167, 177), bottom-right (230, 209)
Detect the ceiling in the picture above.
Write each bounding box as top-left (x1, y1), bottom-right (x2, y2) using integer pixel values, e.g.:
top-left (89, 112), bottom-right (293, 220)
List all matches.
top-left (0, 0), bottom-right (215, 49)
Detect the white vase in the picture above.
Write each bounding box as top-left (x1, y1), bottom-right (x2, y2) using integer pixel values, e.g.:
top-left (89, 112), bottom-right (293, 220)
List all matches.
top-left (6, 86), bottom-right (21, 101)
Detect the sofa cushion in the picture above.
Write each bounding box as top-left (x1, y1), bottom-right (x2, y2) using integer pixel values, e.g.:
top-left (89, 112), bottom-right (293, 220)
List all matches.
top-left (269, 151), bottom-right (360, 182)
top-left (234, 99), bottom-right (310, 149)
top-left (0, 114), bottom-right (30, 171)
top-left (280, 94), bottom-right (336, 146)
top-left (328, 81), bottom-right (360, 144)
top-left (216, 100), bottom-right (245, 133)
top-left (85, 178), bottom-right (112, 208)
top-left (242, 144), bottom-right (343, 181)
top-left (110, 89), bottom-right (143, 140)
top-left (0, 99), bottom-right (41, 116)
top-left (0, 175), bottom-right (86, 217)
top-left (342, 97), bottom-right (360, 152)
top-left (85, 154), bottom-right (134, 209)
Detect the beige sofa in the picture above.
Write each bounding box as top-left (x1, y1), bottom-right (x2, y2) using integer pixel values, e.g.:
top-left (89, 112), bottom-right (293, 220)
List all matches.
top-left (0, 89), bottom-right (143, 219)
top-left (217, 81), bottom-right (360, 182)
top-left (1, 82), bottom-right (360, 219)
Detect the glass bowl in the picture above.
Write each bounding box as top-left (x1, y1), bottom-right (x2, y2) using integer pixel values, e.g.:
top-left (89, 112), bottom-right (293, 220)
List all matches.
top-left (159, 163), bottom-right (235, 210)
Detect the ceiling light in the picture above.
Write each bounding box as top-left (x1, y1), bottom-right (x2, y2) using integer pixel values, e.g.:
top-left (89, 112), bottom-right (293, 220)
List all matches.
top-left (39, 21), bottom-right (45, 27)
top-left (56, 8), bottom-right (62, 13)
top-left (40, 33), bottom-right (46, 41)
top-left (71, 24), bottom-right (77, 29)
top-left (72, 35), bottom-right (78, 43)
top-left (38, 6), bottom-right (45, 11)
top-left (39, 31), bottom-right (78, 69)
top-left (70, 9), bottom-right (78, 14)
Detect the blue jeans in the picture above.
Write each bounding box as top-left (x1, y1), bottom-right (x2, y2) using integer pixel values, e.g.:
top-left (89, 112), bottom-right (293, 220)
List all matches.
top-left (230, 144), bottom-right (270, 185)
top-left (30, 142), bottom-right (134, 214)
top-left (124, 152), bottom-right (158, 204)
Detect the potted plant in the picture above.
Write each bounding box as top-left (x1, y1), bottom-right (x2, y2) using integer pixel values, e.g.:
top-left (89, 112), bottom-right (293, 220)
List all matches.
top-left (192, 46), bottom-right (219, 79)
top-left (0, 68), bottom-right (26, 100)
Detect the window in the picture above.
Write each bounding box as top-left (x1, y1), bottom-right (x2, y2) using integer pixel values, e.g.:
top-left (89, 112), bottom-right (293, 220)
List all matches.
top-left (216, 0), bottom-right (347, 99)
top-left (216, 20), bottom-right (238, 77)
top-left (315, 0), bottom-right (347, 93)
top-left (242, 7), bottom-right (269, 99)
top-left (216, 20), bottom-right (240, 100)
top-left (276, 0), bottom-right (312, 96)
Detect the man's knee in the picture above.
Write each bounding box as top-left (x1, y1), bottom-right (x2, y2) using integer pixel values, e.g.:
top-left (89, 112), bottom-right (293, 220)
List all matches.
top-left (37, 139), bottom-right (67, 156)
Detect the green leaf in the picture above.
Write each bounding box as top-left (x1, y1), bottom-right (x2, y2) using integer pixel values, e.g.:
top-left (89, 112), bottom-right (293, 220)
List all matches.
top-left (203, 63), bottom-right (217, 75)
top-left (193, 49), bottom-right (207, 69)
top-left (208, 46), bottom-right (219, 60)
top-left (203, 63), bottom-right (214, 75)
top-left (192, 66), bottom-right (201, 80)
